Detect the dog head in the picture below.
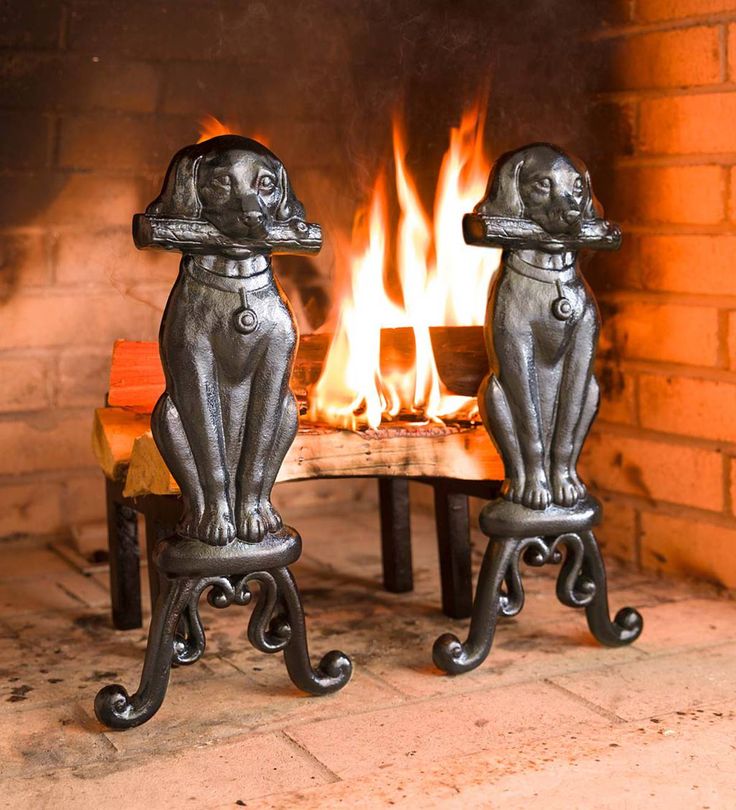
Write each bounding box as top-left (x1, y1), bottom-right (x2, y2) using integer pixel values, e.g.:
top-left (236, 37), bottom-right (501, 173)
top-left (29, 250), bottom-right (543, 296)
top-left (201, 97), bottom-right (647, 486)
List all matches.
top-left (475, 143), bottom-right (603, 236)
top-left (146, 135), bottom-right (305, 241)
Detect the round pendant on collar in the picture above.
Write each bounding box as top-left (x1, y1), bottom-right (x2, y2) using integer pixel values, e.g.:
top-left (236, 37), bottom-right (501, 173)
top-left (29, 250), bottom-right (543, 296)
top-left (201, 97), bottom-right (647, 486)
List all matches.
top-left (551, 279), bottom-right (573, 321)
top-left (233, 287), bottom-right (258, 334)
top-left (233, 306), bottom-right (259, 334)
top-left (551, 297), bottom-right (573, 321)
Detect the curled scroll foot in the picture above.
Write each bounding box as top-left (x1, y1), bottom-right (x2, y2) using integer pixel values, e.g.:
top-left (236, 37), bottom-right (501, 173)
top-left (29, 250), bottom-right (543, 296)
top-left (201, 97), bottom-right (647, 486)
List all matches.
top-left (95, 560), bottom-right (351, 729)
top-left (432, 523), bottom-right (642, 676)
top-left (94, 684), bottom-right (138, 730)
top-left (580, 530), bottom-right (643, 647)
top-left (273, 567), bottom-right (352, 695)
top-left (432, 538), bottom-right (519, 675)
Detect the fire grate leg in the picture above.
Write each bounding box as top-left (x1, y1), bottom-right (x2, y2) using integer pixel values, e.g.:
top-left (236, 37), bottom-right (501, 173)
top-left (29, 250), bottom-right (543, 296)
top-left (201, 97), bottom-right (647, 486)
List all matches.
top-left (378, 478), bottom-right (413, 593)
top-left (106, 479), bottom-right (142, 631)
top-left (433, 483), bottom-right (473, 619)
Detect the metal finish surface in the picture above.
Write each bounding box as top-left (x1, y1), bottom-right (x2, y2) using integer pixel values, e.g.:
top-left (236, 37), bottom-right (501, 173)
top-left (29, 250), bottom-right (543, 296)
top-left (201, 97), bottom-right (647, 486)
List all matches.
top-left (95, 136), bottom-right (351, 728)
top-left (95, 532), bottom-right (352, 729)
top-left (142, 135), bottom-right (318, 546)
top-left (433, 144), bottom-right (642, 675)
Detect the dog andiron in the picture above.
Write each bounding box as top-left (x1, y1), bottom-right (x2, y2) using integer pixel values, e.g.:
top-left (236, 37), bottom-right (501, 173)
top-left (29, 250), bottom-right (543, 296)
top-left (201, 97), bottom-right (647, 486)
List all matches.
top-left (433, 143), bottom-right (643, 675)
top-left (95, 135), bottom-right (352, 728)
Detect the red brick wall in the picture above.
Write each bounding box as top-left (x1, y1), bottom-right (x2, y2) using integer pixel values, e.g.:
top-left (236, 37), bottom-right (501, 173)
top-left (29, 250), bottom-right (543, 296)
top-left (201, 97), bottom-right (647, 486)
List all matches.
top-left (583, 0), bottom-right (736, 587)
top-left (0, 1), bottom-right (602, 542)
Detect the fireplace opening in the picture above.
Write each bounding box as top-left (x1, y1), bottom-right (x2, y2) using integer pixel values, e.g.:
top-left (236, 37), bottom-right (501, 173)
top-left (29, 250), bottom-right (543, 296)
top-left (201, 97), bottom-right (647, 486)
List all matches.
top-left (1, 0), bottom-right (734, 589)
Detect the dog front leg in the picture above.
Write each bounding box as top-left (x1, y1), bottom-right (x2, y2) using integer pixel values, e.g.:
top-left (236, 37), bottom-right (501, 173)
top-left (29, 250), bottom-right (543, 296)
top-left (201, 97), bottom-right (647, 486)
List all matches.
top-left (151, 393), bottom-right (205, 533)
top-left (258, 391), bottom-right (299, 532)
top-left (237, 351), bottom-right (294, 542)
top-left (167, 355), bottom-right (235, 545)
top-left (551, 319), bottom-right (597, 507)
top-left (494, 332), bottom-right (551, 510)
top-left (479, 374), bottom-right (525, 502)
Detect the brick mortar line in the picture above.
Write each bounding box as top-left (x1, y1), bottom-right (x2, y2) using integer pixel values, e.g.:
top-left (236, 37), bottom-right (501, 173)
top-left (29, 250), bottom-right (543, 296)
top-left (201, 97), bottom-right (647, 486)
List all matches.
top-left (357, 665), bottom-right (412, 701)
top-left (598, 82), bottom-right (736, 102)
top-left (592, 419), bottom-right (736, 453)
top-left (590, 13), bottom-right (736, 41)
top-left (723, 452), bottom-right (733, 515)
top-left (718, 308), bottom-right (731, 368)
top-left (0, 468), bottom-right (102, 486)
top-left (720, 20), bottom-right (729, 83)
top-left (634, 507), bottom-right (643, 568)
top-left (598, 289), bottom-right (736, 307)
top-left (615, 153), bottom-right (736, 167)
top-left (591, 487), bottom-right (736, 529)
top-left (57, 2), bottom-right (69, 51)
top-left (279, 730), bottom-right (343, 783)
top-left (542, 678), bottom-right (627, 724)
top-left (605, 357), bottom-right (736, 384)
top-left (615, 224), bottom-right (736, 234)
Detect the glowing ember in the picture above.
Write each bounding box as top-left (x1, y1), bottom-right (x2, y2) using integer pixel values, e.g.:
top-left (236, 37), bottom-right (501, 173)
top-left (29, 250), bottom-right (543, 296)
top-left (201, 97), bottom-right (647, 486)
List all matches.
top-left (307, 104), bottom-right (501, 429)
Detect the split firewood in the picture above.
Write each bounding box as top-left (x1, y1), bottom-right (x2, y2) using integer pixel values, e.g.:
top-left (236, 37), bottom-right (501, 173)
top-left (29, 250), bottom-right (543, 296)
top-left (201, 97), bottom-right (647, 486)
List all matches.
top-left (121, 419), bottom-right (503, 498)
top-left (91, 407), bottom-right (502, 497)
top-left (107, 327), bottom-right (489, 413)
top-left (92, 407), bottom-right (151, 480)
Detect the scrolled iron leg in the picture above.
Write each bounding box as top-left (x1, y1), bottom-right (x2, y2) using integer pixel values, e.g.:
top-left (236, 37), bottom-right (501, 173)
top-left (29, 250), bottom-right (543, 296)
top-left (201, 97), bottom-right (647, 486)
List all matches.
top-left (271, 567), bottom-right (352, 694)
top-left (95, 577), bottom-right (196, 729)
top-left (433, 537), bottom-right (520, 675)
top-left (172, 597), bottom-right (206, 666)
top-left (579, 530), bottom-right (643, 646)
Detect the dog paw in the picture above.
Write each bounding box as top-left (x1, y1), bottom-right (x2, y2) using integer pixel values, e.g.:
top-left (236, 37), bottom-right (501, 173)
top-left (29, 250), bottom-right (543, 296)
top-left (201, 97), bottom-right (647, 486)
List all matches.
top-left (570, 471), bottom-right (587, 500)
top-left (501, 477), bottom-right (525, 503)
top-left (237, 504), bottom-right (268, 543)
top-left (260, 500), bottom-right (283, 532)
top-left (550, 469), bottom-right (581, 507)
top-left (182, 506), bottom-right (235, 546)
top-left (521, 474), bottom-right (552, 510)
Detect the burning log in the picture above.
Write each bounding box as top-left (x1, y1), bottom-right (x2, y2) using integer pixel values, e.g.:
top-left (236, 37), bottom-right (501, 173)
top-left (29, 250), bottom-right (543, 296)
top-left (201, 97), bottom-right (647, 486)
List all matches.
top-left (93, 406), bottom-right (502, 499)
top-left (107, 328), bottom-right (489, 413)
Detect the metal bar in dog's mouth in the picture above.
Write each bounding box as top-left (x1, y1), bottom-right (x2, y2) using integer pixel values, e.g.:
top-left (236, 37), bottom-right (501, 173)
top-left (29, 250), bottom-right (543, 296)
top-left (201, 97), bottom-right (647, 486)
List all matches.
top-left (133, 214), bottom-right (323, 256)
top-left (462, 214), bottom-right (622, 251)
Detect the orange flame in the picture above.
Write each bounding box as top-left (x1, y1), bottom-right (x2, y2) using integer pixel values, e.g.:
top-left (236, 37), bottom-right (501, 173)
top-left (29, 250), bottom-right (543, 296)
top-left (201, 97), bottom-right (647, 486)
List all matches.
top-left (196, 115), bottom-right (270, 148)
top-left (308, 103), bottom-right (501, 429)
top-left (197, 115), bottom-right (238, 142)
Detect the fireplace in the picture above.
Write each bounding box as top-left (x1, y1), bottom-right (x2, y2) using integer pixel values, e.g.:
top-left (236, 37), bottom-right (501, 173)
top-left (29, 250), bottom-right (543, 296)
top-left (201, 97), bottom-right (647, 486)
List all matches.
top-left (1, 0), bottom-right (735, 591)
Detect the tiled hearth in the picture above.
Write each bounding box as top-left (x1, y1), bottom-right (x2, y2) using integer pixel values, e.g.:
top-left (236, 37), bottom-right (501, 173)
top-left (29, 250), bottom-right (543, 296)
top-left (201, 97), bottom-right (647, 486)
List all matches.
top-left (2, 503), bottom-right (735, 807)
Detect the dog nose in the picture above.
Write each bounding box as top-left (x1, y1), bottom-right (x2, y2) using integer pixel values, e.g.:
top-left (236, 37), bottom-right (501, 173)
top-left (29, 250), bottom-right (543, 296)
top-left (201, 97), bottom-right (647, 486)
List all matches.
top-left (242, 211), bottom-right (264, 226)
top-left (564, 209), bottom-right (581, 224)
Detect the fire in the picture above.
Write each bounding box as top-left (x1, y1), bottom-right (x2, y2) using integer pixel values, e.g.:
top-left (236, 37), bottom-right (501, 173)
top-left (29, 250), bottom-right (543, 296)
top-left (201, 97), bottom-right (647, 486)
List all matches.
top-left (307, 104), bottom-right (501, 429)
top-left (197, 115), bottom-right (238, 142)
top-left (196, 115), bottom-right (269, 147)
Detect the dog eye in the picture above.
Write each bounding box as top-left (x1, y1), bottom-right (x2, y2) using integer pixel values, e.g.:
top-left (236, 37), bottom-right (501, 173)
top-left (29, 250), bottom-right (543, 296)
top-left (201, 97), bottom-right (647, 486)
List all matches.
top-left (213, 176), bottom-right (231, 189)
top-left (258, 176), bottom-right (276, 192)
top-left (534, 178), bottom-right (551, 192)
top-left (573, 177), bottom-right (583, 193)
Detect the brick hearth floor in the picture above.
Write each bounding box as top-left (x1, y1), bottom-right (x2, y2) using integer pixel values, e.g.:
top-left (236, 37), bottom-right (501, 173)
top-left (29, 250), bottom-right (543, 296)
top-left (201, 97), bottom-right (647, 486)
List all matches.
top-left (1, 502), bottom-right (736, 808)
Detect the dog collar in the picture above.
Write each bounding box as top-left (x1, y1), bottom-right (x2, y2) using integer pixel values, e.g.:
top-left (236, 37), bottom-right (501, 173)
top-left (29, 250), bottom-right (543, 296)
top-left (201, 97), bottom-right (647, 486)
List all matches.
top-left (506, 253), bottom-right (577, 284)
top-left (184, 255), bottom-right (274, 293)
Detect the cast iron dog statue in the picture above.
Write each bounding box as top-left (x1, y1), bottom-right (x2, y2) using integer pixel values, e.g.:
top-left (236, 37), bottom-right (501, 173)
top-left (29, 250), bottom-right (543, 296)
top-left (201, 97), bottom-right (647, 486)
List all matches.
top-left (431, 148), bottom-right (638, 677)
top-left (463, 143), bottom-right (621, 511)
top-left (135, 135), bottom-right (320, 545)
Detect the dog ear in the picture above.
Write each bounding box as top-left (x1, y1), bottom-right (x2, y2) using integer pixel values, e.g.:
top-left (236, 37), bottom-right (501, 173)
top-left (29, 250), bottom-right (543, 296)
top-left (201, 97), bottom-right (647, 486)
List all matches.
top-left (582, 170), bottom-right (604, 220)
top-left (475, 152), bottom-right (525, 218)
top-left (275, 163), bottom-right (306, 222)
top-left (146, 147), bottom-right (203, 220)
